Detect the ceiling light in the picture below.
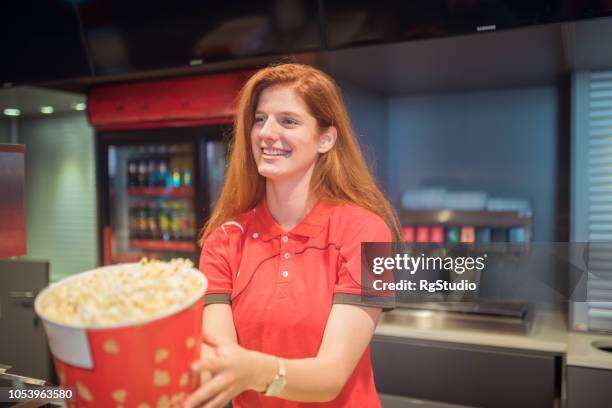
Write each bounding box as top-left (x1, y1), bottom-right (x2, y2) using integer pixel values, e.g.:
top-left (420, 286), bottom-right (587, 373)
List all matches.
top-left (74, 102), bottom-right (86, 111)
top-left (41, 106), bottom-right (54, 114)
top-left (3, 108), bottom-right (20, 117)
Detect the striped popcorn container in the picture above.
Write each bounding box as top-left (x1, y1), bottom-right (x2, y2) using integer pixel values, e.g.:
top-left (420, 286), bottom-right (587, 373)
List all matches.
top-left (34, 261), bottom-right (207, 408)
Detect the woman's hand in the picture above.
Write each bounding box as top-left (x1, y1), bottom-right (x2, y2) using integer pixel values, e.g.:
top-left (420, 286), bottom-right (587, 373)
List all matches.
top-left (183, 334), bottom-right (275, 408)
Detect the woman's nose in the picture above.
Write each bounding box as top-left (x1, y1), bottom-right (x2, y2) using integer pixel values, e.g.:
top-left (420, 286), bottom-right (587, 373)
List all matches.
top-left (258, 117), bottom-right (279, 142)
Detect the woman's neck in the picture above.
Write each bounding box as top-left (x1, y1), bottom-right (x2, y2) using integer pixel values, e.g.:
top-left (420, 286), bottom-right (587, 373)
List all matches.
top-left (265, 169), bottom-right (317, 231)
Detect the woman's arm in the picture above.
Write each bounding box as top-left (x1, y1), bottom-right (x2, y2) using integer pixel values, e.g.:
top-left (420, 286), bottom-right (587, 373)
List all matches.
top-left (185, 304), bottom-right (381, 408)
top-left (200, 304), bottom-right (238, 359)
top-left (276, 304), bottom-right (381, 401)
top-left (199, 304), bottom-right (238, 389)
top-left (202, 304), bottom-right (238, 344)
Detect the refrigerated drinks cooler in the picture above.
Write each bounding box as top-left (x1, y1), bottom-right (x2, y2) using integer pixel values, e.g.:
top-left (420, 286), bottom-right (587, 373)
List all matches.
top-left (97, 125), bottom-right (229, 265)
top-left (88, 70), bottom-right (251, 266)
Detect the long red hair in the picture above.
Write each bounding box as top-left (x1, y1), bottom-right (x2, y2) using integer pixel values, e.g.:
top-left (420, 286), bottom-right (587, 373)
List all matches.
top-left (199, 63), bottom-right (401, 243)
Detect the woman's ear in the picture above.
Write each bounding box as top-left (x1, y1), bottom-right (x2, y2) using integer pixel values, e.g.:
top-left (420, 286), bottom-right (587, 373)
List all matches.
top-left (318, 126), bottom-right (338, 154)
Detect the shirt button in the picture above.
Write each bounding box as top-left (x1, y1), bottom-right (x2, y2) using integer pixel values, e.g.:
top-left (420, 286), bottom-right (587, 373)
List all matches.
top-left (283, 252), bottom-right (290, 260)
top-left (282, 270), bottom-right (289, 278)
top-left (252, 232), bottom-right (259, 239)
top-left (281, 236), bottom-right (289, 243)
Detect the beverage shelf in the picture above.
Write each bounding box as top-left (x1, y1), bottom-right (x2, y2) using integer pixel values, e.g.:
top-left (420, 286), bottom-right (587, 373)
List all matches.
top-left (399, 209), bottom-right (531, 227)
top-left (127, 186), bottom-right (194, 197)
top-left (129, 239), bottom-right (196, 252)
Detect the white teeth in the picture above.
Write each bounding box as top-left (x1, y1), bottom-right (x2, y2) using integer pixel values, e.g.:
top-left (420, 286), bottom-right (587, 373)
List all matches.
top-left (262, 148), bottom-right (289, 156)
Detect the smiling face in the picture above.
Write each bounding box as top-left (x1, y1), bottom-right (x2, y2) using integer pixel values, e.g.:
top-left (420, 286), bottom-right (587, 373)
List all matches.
top-left (250, 84), bottom-right (336, 183)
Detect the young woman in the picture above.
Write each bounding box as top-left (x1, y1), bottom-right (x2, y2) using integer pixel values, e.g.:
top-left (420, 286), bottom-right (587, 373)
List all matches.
top-left (185, 63), bottom-right (401, 408)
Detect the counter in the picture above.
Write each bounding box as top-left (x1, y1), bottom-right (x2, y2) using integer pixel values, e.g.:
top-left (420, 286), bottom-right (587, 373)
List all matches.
top-left (567, 332), bottom-right (612, 370)
top-left (375, 307), bottom-right (612, 369)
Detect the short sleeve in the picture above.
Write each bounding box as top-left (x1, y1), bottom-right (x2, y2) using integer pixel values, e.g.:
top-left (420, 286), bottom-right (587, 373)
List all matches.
top-left (199, 226), bottom-right (233, 305)
top-left (333, 210), bottom-right (396, 311)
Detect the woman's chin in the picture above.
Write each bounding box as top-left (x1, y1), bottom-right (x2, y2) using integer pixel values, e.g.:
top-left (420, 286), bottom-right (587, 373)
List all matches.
top-left (257, 164), bottom-right (285, 180)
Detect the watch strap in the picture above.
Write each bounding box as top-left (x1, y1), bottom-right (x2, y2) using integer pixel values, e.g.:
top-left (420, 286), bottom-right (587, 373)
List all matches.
top-left (264, 357), bottom-right (287, 397)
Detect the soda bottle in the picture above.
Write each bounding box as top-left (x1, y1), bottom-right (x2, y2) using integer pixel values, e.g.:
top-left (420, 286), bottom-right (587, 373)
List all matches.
top-left (148, 159), bottom-right (157, 187)
top-left (183, 169), bottom-right (192, 188)
top-left (157, 159), bottom-right (169, 188)
top-left (138, 159), bottom-right (149, 187)
top-left (158, 202), bottom-right (171, 241)
top-left (127, 159), bottom-right (138, 187)
top-left (183, 212), bottom-right (195, 242)
top-left (128, 203), bottom-right (140, 239)
top-left (169, 202), bottom-right (181, 241)
top-left (176, 202), bottom-right (194, 241)
top-left (138, 204), bottom-right (148, 240)
top-left (147, 202), bottom-right (159, 240)
top-left (172, 168), bottom-right (181, 188)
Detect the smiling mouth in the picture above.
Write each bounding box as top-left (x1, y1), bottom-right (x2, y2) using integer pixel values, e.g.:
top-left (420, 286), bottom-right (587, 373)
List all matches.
top-left (261, 147), bottom-right (291, 157)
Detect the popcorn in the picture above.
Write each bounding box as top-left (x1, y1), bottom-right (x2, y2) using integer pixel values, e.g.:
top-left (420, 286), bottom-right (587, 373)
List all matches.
top-left (39, 259), bottom-right (203, 327)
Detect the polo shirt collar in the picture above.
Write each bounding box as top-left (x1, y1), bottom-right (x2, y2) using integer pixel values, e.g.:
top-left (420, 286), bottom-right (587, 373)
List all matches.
top-left (255, 197), bottom-right (333, 241)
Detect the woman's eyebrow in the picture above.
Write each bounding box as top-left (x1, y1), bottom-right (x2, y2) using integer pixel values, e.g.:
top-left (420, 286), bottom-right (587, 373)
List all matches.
top-left (278, 111), bottom-right (304, 119)
top-left (255, 110), bottom-right (304, 121)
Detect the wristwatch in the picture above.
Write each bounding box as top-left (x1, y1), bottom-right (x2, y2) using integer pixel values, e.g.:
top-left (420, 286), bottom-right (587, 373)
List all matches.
top-left (264, 357), bottom-right (287, 397)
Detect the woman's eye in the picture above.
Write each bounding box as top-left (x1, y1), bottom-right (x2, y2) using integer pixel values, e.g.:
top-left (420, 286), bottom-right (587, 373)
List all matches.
top-left (254, 116), bottom-right (265, 124)
top-left (282, 118), bottom-right (298, 126)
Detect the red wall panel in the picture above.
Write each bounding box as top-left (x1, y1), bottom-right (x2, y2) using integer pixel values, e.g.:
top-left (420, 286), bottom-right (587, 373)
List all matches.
top-left (87, 71), bottom-right (253, 129)
top-left (0, 144), bottom-right (26, 258)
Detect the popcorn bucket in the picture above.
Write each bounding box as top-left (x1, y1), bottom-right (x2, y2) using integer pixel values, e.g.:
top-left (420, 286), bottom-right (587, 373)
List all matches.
top-left (34, 262), bottom-right (207, 408)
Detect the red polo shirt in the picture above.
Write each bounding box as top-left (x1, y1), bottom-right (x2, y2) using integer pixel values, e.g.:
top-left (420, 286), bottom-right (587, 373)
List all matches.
top-left (200, 199), bottom-right (394, 407)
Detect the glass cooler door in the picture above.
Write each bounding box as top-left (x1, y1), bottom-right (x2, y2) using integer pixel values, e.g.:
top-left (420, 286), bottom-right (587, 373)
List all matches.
top-left (107, 142), bottom-right (198, 264)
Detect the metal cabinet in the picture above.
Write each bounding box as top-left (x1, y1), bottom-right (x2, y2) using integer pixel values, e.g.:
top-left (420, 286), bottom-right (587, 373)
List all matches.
top-left (372, 335), bottom-right (561, 408)
top-left (567, 366), bottom-right (612, 408)
top-left (0, 260), bottom-right (52, 382)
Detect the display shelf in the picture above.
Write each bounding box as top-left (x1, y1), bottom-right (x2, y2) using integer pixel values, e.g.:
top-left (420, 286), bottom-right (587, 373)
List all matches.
top-left (129, 239), bottom-right (196, 252)
top-left (399, 209), bottom-right (531, 228)
top-left (398, 243), bottom-right (530, 256)
top-left (127, 186), bottom-right (193, 197)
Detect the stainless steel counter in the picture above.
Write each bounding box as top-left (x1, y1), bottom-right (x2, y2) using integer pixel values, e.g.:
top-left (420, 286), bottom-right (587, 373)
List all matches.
top-left (376, 307), bottom-right (612, 370)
